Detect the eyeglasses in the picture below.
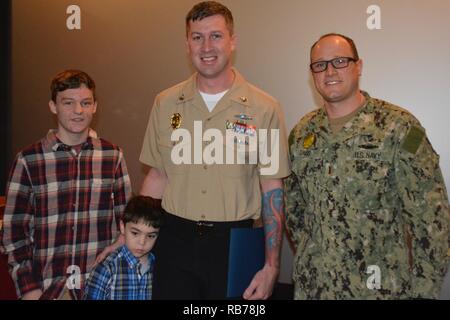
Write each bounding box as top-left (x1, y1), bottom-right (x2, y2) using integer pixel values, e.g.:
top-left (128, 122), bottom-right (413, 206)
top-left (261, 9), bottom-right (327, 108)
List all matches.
top-left (310, 57), bottom-right (357, 73)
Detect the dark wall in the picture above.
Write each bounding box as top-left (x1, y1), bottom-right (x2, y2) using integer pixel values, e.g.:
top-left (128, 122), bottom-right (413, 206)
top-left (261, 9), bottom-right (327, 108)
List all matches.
top-left (10, 0), bottom-right (193, 193)
top-left (0, 0), bottom-right (11, 193)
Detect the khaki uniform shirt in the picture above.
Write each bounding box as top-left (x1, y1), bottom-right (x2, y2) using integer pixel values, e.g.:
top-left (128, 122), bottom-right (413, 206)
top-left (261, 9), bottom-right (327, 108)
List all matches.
top-left (285, 91), bottom-right (450, 299)
top-left (140, 69), bottom-right (290, 222)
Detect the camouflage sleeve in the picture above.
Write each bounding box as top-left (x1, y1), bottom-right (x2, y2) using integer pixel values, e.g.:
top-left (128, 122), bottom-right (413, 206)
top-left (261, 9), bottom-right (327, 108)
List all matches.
top-left (395, 124), bottom-right (450, 299)
top-left (283, 129), bottom-right (307, 247)
top-left (284, 172), bottom-right (305, 247)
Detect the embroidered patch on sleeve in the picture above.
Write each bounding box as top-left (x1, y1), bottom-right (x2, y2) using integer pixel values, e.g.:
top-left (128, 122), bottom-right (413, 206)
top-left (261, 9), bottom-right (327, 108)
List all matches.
top-left (401, 126), bottom-right (425, 154)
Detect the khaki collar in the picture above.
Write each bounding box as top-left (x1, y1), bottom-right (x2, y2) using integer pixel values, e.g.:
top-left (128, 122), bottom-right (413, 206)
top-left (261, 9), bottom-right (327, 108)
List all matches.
top-left (175, 68), bottom-right (253, 110)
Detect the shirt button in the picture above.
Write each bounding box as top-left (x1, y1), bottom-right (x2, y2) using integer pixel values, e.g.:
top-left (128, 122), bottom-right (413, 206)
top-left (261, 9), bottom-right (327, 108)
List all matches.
top-left (201, 215), bottom-right (206, 219)
top-left (203, 165), bottom-right (208, 170)
top-left (201, 190), bottom-right (207, 194)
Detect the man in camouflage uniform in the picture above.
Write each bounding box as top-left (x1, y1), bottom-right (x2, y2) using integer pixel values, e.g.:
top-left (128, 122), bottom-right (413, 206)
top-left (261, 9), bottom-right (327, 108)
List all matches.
top-left (285, 33), bottom-right (450, 299)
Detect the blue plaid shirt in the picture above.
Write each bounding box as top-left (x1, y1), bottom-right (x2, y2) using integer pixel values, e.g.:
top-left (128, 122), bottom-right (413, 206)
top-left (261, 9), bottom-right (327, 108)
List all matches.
top-left (83, 245), bottom-right (155, 300)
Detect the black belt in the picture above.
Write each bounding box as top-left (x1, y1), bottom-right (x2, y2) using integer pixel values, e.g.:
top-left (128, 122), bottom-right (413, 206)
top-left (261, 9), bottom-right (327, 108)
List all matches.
top-left (162, 212), bottom-right (253, 236)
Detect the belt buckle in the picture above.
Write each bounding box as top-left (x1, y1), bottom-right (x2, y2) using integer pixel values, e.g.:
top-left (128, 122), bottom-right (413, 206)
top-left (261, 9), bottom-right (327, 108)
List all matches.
top-left (196, 221), bottom-right (213, 236)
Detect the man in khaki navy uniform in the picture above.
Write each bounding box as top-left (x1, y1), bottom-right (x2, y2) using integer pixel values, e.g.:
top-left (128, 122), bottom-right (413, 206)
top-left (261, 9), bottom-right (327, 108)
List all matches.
top-left (140, 1), bottom-right (290, 300)
top-left (285, 33), bottom-right (450, 299)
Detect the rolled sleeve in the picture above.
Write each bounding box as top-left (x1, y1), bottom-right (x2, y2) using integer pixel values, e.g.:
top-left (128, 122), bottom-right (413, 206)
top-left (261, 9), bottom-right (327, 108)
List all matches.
top-left (140, 97), bottom-right (164, 170)
top-left (259, 102), bottom-right (290, 180)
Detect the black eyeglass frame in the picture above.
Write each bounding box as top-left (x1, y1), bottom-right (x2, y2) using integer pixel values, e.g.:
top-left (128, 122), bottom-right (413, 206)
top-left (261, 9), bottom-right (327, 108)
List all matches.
top-left (310, 57), bottom-right (358, 73)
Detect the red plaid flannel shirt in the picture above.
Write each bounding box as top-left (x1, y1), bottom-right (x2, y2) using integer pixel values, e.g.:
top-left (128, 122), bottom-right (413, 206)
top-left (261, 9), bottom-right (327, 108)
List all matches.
top-left (0, 130), bottom-right (131, 299)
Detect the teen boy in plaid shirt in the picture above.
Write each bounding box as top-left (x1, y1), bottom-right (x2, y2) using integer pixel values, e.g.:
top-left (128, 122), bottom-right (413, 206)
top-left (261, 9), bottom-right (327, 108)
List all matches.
top-left (0, 70), bottom-right (131, 300)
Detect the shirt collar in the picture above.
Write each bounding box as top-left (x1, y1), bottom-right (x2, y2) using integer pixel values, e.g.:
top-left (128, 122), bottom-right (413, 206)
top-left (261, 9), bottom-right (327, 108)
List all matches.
top-left (309, 91), bottom-right (381, 145)
top-left (176, 68), bottom-right (252, 109)
top-left (312, 91), bottom-right (374, 134)
top-left (118, 245), bottom-right (155, 274)
top-left (43, 129), bottom-right (98, 152)
top-left (339, 91), bottom-right (373, 134)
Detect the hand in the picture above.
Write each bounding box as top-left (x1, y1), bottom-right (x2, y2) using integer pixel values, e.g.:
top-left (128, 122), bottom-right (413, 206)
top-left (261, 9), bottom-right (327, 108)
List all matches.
top-left (21, 289), bottom-right (43, 300)
top-left (243, 265), bottom-right (279, 300)
top-left (94, 245), bottom-right (114, 267)
top-left (93, 234), bottom-right (125, 267)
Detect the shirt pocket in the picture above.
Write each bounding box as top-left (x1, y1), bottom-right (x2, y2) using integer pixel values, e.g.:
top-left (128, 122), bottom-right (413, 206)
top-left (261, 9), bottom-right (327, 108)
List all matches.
top-left (221, 137), bottom-right (257, 178)
top-left (91, 178), bottom-right (114, 190)
top-left (339, 133), bottom-right (394, 210)
top-left (344, 158), bottom-right (391, 212)
top-left (291, 148), bottom-right (325, 198)
top-left (158, 136), bottom-right (188, 176)
top-left (90, 178), bottom-right (114, 209)
top-left (34, 181), bottom-right (70, 215)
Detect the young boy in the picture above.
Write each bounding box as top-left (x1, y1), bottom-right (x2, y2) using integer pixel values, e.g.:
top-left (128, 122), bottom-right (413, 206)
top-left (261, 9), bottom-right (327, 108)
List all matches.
top-left (84, 196), bottom-right (163, 300)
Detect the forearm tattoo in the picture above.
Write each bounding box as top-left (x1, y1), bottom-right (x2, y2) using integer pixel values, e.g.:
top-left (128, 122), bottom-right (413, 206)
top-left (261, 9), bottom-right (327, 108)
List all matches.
top-left (262, 188), bottom-right (284, 251)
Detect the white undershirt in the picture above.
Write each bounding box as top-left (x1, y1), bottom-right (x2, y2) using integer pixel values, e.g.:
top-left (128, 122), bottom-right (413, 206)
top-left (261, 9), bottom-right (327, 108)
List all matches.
top-left (200, 90), bottom-right (228, 112)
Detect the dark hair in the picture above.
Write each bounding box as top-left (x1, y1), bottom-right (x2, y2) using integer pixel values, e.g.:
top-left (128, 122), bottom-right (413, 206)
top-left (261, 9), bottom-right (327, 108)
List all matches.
top-left (310, 33), bottom-right (360, 61)
top-left (122, 196), bottom-right (164, 228)
top-left (186, 1), bottom-right (234, 36)
top-left (50, 69), bottom-right (96, 102)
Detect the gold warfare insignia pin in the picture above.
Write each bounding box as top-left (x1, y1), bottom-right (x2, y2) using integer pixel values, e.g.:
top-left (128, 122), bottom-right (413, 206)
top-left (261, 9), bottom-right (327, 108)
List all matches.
top-left (303, 133), bottom-right (316, 149)
top-left (171, 113), bottom-right (182, 129)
